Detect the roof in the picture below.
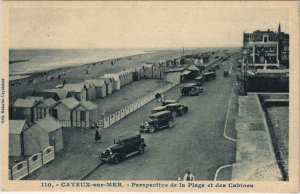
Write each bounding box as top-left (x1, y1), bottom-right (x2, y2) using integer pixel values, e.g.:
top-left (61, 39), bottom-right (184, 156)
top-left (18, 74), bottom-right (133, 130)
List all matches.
top-left (85, 79), bottom-right (105, 87)
top-left (32, 91), bottom-right (59, 100)
top-left (165, 68), bottom-right (184, 73)
top-left (166, 103), bottom-right (181, 107)
top-left (9, 120), bottom-right (29, 134)
top-left (195, 76), bottom-right (203, 80)
top-left (99, 77), bottom-right (113, 84)
top-left (80, 101), bottom-right (97, 110)
top-left (13, 99), bottom-right (36, 108)
top-left (25, 96), bottom-right (44, 101)
top-left (164, 99), bottom-right (178, 103)
top-left (181, 70), bottom-right (191, 75)
top-left (151, 110), bottom-right (171, 117)
top-left (35, 116), bottom-right (62, 133)
top-left (63, 83), bottom-right (87, 93)
top-left (152, 106), bottom-right (166, 111)
top-left (142, 64), bottom-right (153, 68)
top-left (43, 89), bottom-right (70, 99)
top-left (187, 65), bottom-right (200, 71)
top-left (185, 83), bottom-right (198, 87)
top-left (42, 98), bottom-right (57, 107)
top-left (103, 74), bottom-right (120, 81)
top-left (60, 97), bottom-right (80, 109)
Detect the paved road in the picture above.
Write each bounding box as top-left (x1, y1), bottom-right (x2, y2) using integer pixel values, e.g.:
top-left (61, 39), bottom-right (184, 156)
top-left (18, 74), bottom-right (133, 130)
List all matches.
top-left (86, 55), bottom-right (239, 180)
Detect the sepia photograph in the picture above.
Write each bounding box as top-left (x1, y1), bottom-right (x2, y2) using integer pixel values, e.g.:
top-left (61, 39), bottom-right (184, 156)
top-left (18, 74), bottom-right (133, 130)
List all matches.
top-left (0, 1), bottom-right (299, 192)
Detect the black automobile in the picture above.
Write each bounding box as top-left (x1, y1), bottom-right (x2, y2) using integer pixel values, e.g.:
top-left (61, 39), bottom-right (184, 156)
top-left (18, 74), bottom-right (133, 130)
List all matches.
top-left (140, 111), bottom-right (174, 133)
top-left (181, 83), bottom-right (203, 96)
top-left (99, 134), bottom-right (146, 164)
top-left (162, 99), bottom-right (179, 106)
top-left (165, 103), bottom-right (189, 117)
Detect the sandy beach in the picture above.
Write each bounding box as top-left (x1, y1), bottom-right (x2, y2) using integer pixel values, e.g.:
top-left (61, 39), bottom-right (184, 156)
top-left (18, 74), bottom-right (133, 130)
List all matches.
top-left (9, 49), bottom-right (203, 103)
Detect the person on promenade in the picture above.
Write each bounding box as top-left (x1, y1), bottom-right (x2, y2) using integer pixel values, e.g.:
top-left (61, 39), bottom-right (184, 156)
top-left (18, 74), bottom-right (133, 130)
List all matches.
top-left (183, 170), bottom-right (195, 181)
top-left (95, 128), bottom-right (102, 143)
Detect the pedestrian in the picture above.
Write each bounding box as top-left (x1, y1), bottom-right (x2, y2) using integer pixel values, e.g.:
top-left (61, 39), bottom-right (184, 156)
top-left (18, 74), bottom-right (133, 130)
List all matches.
top-left (95, 128), bottom-right (101, 143)
top-left (183, 170), bottom-right (195, 181)
top-left (155, 93), bottom-right (161, 102)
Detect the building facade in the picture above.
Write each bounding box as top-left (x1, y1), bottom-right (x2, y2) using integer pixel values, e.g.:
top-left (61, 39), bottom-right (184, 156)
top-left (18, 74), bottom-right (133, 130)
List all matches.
top-left (242, 24), bottom-right (289, 69)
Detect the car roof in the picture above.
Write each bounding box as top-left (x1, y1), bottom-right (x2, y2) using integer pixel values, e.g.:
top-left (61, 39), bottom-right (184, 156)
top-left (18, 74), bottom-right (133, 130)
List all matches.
top-left (164, 99), bottom-right (177, 103)
top-left (150, 110), bottom-right (171, 117)
top-left (184, 83), bottom-right (197, 87)
top-left (166, 103), bottom-right (181, 107)
top-left (152, 106), bottom-right (166, 111)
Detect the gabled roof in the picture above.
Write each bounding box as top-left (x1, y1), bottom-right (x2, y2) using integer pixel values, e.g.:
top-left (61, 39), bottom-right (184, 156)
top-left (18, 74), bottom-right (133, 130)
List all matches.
top-left (60, 97), bottom-right (80, 110)
top-left (99, 77), bottom-right (113, 84)
top-left (43, 89), bottom-right (70, 100)
top-left (35, 116), bottom-right (62, 133)
top-left (9, 120), bottom-right (29, 134)
top-left (103, 74), bottom-right (120, 81)
top-left (25, 96), bottom-right (44, 102)
top-left (42, 98), bottom-right (57, 108)
top-left (31, 91), bottom-right (60, 100)
top-left (80, 101), bottom-right (97, 110)
top-left (63, 83), bottom-right (87, 93)
top-left (187, 65), bottom-right (200, 71)
top-left (181, 70), bottom-right (191, 75)
top-left (13, 99), bottom-right (36, 108)
top-left (85, 79), bottom-right (105, 87)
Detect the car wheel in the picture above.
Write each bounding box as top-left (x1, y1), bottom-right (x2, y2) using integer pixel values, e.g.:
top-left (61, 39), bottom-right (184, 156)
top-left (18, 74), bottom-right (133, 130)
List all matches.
top-left (112, 155), bottom-right (120, 164)
top-left (168, 120), bottom-right (174, 128)
top-left (180, 109), bottom-right (184, 116)
top-left (149, 126), bottom-right (156, 133)
top-left (138, 145), bottom-right (145, 154)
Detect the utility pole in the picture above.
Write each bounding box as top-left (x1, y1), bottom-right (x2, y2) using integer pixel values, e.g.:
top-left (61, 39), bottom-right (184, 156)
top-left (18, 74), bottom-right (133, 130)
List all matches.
top-left (182, 47), bottom-right (184, 56)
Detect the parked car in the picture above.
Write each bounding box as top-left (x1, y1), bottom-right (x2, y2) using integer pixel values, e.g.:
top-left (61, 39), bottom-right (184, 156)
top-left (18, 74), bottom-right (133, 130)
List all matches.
top-left (181, 83), bottom-right (203, 96)
top-left (202, 72), bottom-right (216, 81)
top-left (99, 134), bottom-right (146, 164)
top-left (151, 106), bottom-right (167, 114)
top-left (165, 103), bottom-right (189, 117)
top-left (140, 111), bottom-right (174, 133)
top-left (162, 99), bottom-right (179, 106)
top-left (223, 70), bottom-right (229, 77)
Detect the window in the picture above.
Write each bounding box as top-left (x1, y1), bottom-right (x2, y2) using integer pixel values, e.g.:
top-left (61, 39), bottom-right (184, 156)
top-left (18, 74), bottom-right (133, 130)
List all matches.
top-left (264, 36), bottom-right (268, 42)
top-left (80, 111), bottom-right (86, 121)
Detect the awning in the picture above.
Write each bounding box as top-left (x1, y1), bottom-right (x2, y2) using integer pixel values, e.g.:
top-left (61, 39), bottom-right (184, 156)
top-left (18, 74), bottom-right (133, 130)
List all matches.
top-left (181, 70), bottom-right (191, 76)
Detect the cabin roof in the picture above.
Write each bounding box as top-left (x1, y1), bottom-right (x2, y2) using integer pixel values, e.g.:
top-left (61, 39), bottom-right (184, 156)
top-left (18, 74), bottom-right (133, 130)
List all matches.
top-left (13, 99), bottom-right (36, 108)
top-left (9, 120), bottom-right (29, 134)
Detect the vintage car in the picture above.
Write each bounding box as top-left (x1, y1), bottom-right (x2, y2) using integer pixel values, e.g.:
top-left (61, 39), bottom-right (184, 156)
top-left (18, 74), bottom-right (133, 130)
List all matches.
top-left (99, 134), bottom-right (146, 164)
top-left (151, 106), bottom-right (167, 114)
top-left (165, 103), bottom-right (189, 117)
top-left (140, 111), bottom-right (174, 133)
top-left (180, 83), bottom-right (203, 96)
top-left (162, 99), bottom-right (179, 106)
top-left (202, 72), bottom-right (216, 81)
top-left (223, 70), bottom-right (229, 77)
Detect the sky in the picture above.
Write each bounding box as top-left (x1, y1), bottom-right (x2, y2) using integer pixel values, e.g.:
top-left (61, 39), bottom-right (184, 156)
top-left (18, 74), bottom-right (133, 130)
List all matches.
top-left (8, 2), bottom-right (290, 49)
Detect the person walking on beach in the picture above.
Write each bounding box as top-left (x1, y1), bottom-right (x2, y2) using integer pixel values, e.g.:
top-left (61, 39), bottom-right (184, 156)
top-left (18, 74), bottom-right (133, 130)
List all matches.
top-left (95, 128), bottom-right (101, 143)
top-left (183, 170), bottom-right (195, 181)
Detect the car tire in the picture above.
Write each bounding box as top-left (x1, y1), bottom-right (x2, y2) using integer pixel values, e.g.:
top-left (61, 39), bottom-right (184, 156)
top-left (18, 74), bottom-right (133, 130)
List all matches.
top-left (112, 155), bottom-right (120, 164)
top-left (180, 109), bottom-right (184, 116)
top-left (149, 126), bottom-right (156, 133)
top-left (168, 121), bottom-right (174, 128)
top-left (138, 145), bottom-right (145, 154)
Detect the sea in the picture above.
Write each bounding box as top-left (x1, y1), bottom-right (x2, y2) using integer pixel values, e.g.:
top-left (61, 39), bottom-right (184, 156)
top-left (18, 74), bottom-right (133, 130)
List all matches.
top-left (9, 49), bottom-right (149, 81)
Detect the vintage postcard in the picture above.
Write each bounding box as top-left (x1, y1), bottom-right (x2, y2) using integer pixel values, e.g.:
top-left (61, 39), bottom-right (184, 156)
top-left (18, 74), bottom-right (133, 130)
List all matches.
top-left (0, 1), bottom-right (299, 192)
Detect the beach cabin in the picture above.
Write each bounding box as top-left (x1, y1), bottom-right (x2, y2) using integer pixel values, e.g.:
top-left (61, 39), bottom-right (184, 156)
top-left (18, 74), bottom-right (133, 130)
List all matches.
top-left (9, 120), bottom-right (30, 156)
top-left (164, 68), bottom-right (184, 85)
top-left (153, 66), bottom-right (164, 79)
top-left (63, 83), bottom-right (87, 101)
top-left (85, 79), bottom-right (107, 98)
top-left (99, 77), bottom-right (113, 95)
top-left (50, 97), bottom-right (80, 127)
top-left (118, 70), bottom-right (133, 86)
top-left (82, 82), bottom-right (96, 100)
top-left (43, 89), bottom-right (72, 100)
top-left (72, 101), bottom-right (98, 128)
top-left (102, 74), bottom-right (121, 90)
top-left (130, 67), bottom-right (143, 81)
top-left (23, 116), bottom-right (63, 155)
top-left (142, 64), bottom-right (154, 78)
top-left (33, 98), bottom-right (57, 123)
top-left (12, 99), bottom-right (37, 123)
